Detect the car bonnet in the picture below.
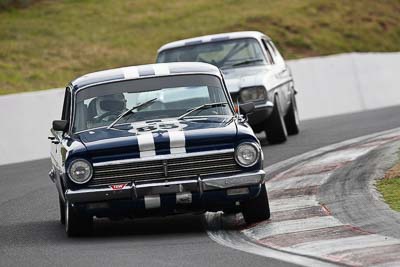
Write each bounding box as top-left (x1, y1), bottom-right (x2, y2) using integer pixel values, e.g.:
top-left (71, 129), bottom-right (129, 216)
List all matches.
top-left (222, 65), bottom-right (268, 93)
top-left (77, 117), bottom-right (238, 163)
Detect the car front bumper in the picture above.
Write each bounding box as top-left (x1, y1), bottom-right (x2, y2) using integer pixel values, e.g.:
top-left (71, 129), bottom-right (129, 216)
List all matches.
top-left (65, 170), bottom-right (265, 206)
top-left (247, 101), bottom-right (274, 126)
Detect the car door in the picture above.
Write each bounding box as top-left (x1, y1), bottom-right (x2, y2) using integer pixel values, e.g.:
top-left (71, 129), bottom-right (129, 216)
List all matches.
top-left (267, 40), bottom-right (293, 111)
top-left (261, 38), bottom-right (291, 112)
top-left (50, 87), bottom-right (71, 175)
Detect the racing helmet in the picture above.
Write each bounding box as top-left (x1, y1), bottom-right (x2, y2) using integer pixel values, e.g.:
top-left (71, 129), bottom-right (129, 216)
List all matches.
top-left (95, 93), bottom-right (127, 117)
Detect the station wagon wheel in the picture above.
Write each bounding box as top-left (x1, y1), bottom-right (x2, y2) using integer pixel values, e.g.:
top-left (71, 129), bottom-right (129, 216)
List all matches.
top-left (265, 95), bottom-right (288, 144)
top-left (241, 184), bottom-right (270, 224)
top-left (65, 201), bottom-right (93, 237)
top-left (284, 93), bottom-right (300, 135)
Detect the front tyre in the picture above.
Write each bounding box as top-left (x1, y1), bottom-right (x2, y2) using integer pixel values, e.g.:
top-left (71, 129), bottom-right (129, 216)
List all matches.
top-left (241, 184), bottom-right (270, 224)
top-left (65, 201), bottom-right (93, 237)
top-left (265, 96), bottom-right (288, 144)
top-left (284, 94), bottom-right (300, 135)
top-left (59, 196), bottom-right (65, 225)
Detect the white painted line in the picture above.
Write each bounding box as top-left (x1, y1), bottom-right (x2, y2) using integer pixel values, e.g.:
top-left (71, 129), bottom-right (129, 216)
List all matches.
top-left (314, 147), bottom-right (375, 165)
top-left (242, 216), bottom-right (343, 240)
top-left (263, 128), bottom-right (400, 177)
top-left (267, 173), bottom-right (331, 191)
top-left (269, 195), bottom-right (318, 212)
top-left (289, 234), bottom-right (400, 256)
top-left (205, 213), bottom-right (338, 267)
top-left (374, 261), bottom-right (400, 267)
top-left (202, 129), bottom-right (400, 266)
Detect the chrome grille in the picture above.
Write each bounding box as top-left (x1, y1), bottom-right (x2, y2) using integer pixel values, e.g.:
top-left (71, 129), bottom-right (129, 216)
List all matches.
top-left (89, 152), bottom-right (241, 187)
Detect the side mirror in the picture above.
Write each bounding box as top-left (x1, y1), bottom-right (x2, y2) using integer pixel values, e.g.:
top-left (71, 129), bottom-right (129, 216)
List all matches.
top-left (239, 102), bottom-right (255, 115)
top-left (53, 120), bottom-right (69, 132)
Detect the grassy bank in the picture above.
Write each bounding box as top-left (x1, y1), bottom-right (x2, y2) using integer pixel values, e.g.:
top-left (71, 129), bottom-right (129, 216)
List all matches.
top-left (0, 0), bottom-right (43, 10)
top-left (377, 161), bottom-right (400, 212)
top-left (0, 0), bottom-right (400, 94)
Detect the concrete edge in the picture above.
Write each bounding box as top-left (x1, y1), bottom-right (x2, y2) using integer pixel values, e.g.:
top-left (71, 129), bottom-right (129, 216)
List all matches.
top-left (206, 127), bottom-right (400, 266)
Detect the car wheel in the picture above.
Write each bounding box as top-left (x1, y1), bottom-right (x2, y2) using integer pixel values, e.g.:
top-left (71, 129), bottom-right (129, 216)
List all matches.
top-left (65, 201), bottom-right (93, 237)
top-left (59, 196), bottom-right (65, 225)
top-left (284, 94), bottom-right (300, 135)
top-left (265, 96), bottom-right (288, 144)
top-left (241, 184), bottom-right (270, 224)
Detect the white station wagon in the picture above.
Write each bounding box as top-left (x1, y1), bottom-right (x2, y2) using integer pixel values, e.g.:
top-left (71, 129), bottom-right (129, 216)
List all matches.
top-left (157, 31), bottom-right (299, 143)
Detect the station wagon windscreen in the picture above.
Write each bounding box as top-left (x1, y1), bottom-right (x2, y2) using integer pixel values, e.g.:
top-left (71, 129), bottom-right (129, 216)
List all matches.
top-left (157, 38), bottom-right (266, 69)
top-left (73, 74), bottom-right (232, 132)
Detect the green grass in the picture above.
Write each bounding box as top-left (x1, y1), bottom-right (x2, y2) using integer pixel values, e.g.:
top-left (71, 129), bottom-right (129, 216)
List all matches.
top-left (377, 177), bottom-right (400, 212)
top-left (0, 0), bottom-right (40, 10)
top-left (1, 0), bottom-right (400, 95)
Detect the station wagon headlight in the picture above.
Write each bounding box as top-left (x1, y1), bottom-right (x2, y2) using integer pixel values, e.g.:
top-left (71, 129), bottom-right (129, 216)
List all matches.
top-left (67, 159), bottom-right (93, 184)
top-left (235, 142), bottom-right (260, 167)
top-left (240, 86), bottom-right (267, 102)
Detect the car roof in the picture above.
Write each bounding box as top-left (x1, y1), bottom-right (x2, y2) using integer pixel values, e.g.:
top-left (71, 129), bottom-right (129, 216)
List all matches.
top-left (158, 31), bottom-right (269, 53)
top-left (70, 62), bottom-right (221, 92)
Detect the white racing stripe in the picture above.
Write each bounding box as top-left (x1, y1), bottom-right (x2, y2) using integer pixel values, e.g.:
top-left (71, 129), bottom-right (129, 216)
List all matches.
top-left (203, 36), bottom-right (213, 42)
top-left (290, 234), bottom-right (400, 256)
top-left (168, 130), bottom-right (186, 154)
top-left (137, 133), bottom-right (156, 157)
top-left (153, 64), bottom-right (170, 75)
top-left (242, 216), bottom-right (343, 240)
top-left (123, 66), bottom-right (139, 79)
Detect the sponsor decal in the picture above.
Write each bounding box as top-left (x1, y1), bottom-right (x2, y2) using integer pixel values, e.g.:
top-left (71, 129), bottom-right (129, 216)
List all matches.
top-left (110, 183), bottom-right (127, 190)
top-left (128, 120), bottom-right (186, 134)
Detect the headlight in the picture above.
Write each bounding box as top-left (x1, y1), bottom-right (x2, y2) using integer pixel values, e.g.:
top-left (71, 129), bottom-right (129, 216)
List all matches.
top-left (67, 159), bottom-right (93, 184)
top-left (240, 86), bottom-right (267, 102)
top-left (235, 142), bottom-right (260, 167)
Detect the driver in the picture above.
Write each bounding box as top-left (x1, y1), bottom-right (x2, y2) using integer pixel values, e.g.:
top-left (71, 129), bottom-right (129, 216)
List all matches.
top-left (93, 93), bottom-right (127, 122)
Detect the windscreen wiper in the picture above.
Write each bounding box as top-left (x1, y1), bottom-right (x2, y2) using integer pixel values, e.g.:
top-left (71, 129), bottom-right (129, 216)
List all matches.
top-left (107, 97), bottom-right (158, 129)
top-left (231, 59), bottom-right (263, 67)
top-left (177, 102), bottom-right (228, 120)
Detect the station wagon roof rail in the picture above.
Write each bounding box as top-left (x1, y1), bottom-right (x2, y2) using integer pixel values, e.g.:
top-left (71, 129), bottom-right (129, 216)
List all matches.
top-left (158, 31), bottom-right (271, 53)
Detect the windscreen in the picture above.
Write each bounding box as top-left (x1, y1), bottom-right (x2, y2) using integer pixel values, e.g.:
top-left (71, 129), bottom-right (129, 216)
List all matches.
top-left (157, 38), bottom-right (266, 69)
top-left (73, 74), bottom-right (233, 132)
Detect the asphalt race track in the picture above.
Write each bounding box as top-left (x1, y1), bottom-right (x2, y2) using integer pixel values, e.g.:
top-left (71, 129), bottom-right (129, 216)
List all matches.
top-left (1, 105), bottom-right (400, 267)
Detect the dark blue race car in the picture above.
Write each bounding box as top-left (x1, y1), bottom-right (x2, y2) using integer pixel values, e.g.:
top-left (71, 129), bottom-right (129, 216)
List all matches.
top-left (49, 62), bottom-right (270, 237)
